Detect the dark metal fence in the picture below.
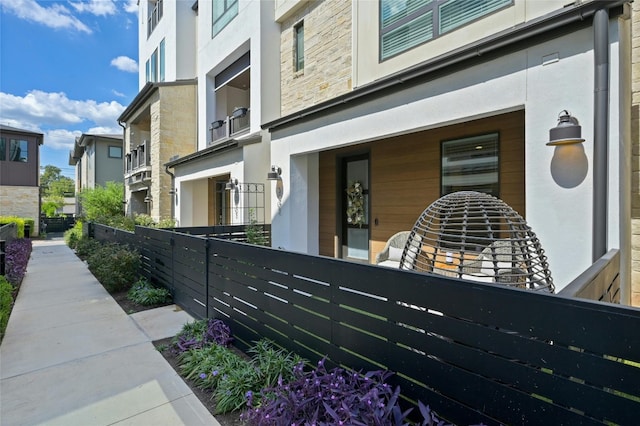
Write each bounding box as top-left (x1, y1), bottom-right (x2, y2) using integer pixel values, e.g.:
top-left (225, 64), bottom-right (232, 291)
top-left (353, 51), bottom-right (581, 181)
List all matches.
top-left (91, 223), bottom-right (640, 425)
top-left (42, 215), bottom-right (76, 233)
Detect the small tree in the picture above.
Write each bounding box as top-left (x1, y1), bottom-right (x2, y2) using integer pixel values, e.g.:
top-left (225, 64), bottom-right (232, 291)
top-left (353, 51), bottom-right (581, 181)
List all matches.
top-left (79, 182), bottom-right (125, 221)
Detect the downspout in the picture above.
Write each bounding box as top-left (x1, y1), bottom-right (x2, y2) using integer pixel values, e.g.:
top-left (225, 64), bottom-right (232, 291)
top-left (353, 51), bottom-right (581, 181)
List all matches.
top-left (165, 164), bottom-right (175, 221)
top-left (593, 8), bottom-right (609, 262)
top-left (118, 120), bottom-right (128, 217)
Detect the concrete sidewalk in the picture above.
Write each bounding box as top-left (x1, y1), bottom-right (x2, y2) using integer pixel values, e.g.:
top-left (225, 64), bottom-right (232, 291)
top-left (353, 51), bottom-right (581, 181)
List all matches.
top-left (0, 237), bottom-right (220, 426)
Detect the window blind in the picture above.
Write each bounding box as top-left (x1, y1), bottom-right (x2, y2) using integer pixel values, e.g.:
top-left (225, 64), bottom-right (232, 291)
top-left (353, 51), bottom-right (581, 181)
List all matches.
top-left (439, 0), bottom-right (511, 34)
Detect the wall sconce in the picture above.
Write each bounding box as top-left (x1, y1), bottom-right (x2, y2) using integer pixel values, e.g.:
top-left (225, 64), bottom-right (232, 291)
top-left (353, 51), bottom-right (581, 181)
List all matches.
top-left (225, 178), bottom-right (238, 191)
top-left (267, 165), bottom-right (282, 180)
top-left (547, 110), bottom-right (585, 146)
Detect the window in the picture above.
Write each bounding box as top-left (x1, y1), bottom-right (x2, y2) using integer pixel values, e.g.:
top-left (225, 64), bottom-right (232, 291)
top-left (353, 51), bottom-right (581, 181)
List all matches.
top-left (147, 0), bottom-right (163, 37)
top-left (441, 133), bottom-right (499, 197)
top-left (0, 138), bottom-right (5, 161)
top-left (150, 49), bottom-right (158, 82)
top-left (9, 139), bottom-right (28, 162)
top-left (441, 133), bottom-right (499, 252)
top-left (145, 41), bottom-right (164, 83)
top-left (108, 146), bottom-right (123, 158)
top-left (159, 38), bottom-right (165, 82)
top-left (379, 0), bottom-right (512, 60)
top-left (294, 21), bottom-right (304, 72)
top-left (213, 0), bottom-right (238, 36)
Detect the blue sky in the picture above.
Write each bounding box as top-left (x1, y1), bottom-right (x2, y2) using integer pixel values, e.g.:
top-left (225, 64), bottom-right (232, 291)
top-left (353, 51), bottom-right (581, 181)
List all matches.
top-left (0, 0), bottom-right (139, 178)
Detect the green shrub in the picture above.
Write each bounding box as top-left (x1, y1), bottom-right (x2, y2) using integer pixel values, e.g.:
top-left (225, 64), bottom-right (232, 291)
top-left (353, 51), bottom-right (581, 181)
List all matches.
top-left (0, 276), bottom-right (14, 341)
top-left (127, 278), bottom-right (172, 306)
top-left (134, 214), bottom-right (156, 227)
top-left (64, 221), bottom-right (83, 249)
top-left (0, 216), bottom-right (25, 238)
top-left (87, 243), bottom-right (140, 293)
top-left (74, 236), bottom-right (102, 260)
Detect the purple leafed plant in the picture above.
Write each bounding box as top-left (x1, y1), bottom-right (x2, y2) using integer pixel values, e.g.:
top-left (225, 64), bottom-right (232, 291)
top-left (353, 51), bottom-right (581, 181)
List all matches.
top-left (4, 239), bottom-right (32, 286)
top-left (242, 358), bottom-right (413, 426)
top-left (204, 318), bottom-right (233, 347)
top-left (172, 318), bottom-right (233, 354)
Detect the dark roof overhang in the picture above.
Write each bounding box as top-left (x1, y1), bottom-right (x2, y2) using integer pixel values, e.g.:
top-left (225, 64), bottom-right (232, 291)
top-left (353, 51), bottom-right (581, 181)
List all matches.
top-left (262, 0), bottom-right (627, 132)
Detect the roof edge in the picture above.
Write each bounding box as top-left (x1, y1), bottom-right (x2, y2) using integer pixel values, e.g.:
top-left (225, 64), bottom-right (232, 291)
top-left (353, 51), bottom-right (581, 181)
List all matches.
top-left (263, 0), bottom-right (627, 131)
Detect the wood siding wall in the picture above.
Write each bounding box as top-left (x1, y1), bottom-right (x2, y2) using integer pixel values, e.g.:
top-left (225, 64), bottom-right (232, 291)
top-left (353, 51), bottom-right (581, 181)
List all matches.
top-left (319, 110), bottom-right (525, 261)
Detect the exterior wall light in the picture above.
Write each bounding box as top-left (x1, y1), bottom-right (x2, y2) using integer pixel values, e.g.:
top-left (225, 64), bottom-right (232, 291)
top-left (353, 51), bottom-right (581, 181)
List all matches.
top-left (547, 110), bottom-right (585, 146)
top-left (267, 165), bottom-right (281, 180)
top-left (225, 178), bottom-right (238, 191)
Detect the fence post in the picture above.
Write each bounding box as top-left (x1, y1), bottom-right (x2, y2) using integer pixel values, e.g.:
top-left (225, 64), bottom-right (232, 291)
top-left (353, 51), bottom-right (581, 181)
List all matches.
top-left (205, 239), bottom-right (210, 319)
top-left (0, 240), bottom-right (5, 276)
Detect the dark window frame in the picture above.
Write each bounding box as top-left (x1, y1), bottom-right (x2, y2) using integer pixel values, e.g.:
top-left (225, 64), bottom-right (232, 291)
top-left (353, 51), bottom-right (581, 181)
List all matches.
top-left (294, 21), bottom-right (305, 72)
top-left (379, 0), bottom-right (514, 62)
top-left (440, 131), bottom-right (500, 198)
top-left (108, 145), bottom-right (123, 159)
top-left (212, 0), bottom-right (239, 37)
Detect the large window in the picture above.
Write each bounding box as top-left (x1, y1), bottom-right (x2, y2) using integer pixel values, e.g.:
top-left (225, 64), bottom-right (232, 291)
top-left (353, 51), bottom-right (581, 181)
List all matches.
top-left (441, 133), bottom-right (499, 197)
top-left (0, 138), bottom-right (5, 161)
top-left (145, 41), bottom-right (164, 83)
top-left (9, 139), bottom-right (29, 162)
top-left (213, 0), bottom-right (238, 36)
top-left (380, 0), bottom-right (513, 60)
top-left (294, 21), bottom-right (304, 72)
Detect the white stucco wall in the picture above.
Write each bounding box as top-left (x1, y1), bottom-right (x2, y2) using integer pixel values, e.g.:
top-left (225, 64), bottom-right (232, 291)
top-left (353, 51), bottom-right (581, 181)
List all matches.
top-left (270, 20), bottom-right (625, 290)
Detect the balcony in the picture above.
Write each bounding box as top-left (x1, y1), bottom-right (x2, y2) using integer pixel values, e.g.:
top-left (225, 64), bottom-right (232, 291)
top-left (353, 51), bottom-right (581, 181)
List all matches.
top-left (125, 140), bottom-right (152, 185)
top-left (209, 107), bottom-right (251, 146)
top-left (147, 0), bottom-right (163, 38)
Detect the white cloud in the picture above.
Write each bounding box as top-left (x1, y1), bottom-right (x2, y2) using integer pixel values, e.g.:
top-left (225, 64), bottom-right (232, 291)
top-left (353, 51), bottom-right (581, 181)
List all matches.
top-left (0, 0), bottom-right (92, 33)
top-left (110, 56), bottom-right (138, 73)
top-left (123, 0), bottom-right (138, 14)
top-left (44, 128), bottom-right (82, 150)
top-left (69, 0), bottom-right (117, 16)
top-left (0, 90), bottom-right (126, 150)
top-left (112, 89), bottom-right (126, 98)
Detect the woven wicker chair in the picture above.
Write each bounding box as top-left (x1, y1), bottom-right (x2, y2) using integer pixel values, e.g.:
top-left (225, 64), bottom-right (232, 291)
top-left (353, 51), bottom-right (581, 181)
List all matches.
top-left (375, 231), bottom-right (411, 268)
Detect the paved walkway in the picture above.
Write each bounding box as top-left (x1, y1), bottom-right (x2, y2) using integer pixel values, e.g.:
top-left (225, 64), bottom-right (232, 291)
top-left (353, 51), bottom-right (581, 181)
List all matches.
top-left (0, 237), bottom-right (220, 426)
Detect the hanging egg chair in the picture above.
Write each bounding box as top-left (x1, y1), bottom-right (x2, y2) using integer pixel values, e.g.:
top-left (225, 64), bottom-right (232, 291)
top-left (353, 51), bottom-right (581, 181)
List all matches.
top-left (400, 191), bottom-right (554, 292)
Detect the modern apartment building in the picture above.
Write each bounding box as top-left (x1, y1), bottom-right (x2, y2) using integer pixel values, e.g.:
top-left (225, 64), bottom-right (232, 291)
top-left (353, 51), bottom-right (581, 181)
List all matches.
top-left (118, 0), bottom-right (197, 220)
top-left (0, 124), bottom-right (43, 236)
top-left (264, 0), bottom-right (635, 297)
top-left (165, 0), bottom-right (280, 227)
top-left (69, 133), bottom-right (124, 215)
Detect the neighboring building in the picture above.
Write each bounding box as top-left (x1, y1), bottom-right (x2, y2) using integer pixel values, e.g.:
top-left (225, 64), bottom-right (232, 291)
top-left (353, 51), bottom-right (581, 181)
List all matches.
top-left (69, 133), bottom-right (124, 215)
top-left (264, 1), bottom-right (634, 298)
top-left (118, 0), bottom-right (198, 221)
top-left (164, 0), bottom-right (280, 227)
top-left (0, 124), bottom-right (43, 236)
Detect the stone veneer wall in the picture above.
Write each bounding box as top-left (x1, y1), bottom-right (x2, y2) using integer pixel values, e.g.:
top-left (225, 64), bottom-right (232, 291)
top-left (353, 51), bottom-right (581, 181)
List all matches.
top-left (151, 84), bottom-right (197, 221)
top-left (280, 0), bottom-right (352, 116)
top-left (0, 186), bottom-right (40, 235)
top-left (632, 1), bottom-right (640, 306)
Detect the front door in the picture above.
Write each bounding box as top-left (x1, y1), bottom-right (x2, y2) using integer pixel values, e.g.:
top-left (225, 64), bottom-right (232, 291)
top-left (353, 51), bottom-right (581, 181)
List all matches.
top-left (341, 154), bottom-right (369, 262)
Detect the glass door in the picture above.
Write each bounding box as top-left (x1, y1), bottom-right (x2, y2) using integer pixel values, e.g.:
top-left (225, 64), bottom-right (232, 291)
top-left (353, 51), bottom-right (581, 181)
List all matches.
top-left (341, 155), bottom-right (369, 262)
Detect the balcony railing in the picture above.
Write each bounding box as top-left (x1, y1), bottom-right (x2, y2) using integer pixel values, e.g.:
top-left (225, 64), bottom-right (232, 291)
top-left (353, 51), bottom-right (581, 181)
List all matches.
top-left (125, 140), bottom-right (151, 183)
top-left (147, 0), bottom-right (163, 38)
top-left (209, 107), bottom-right (250, 146)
